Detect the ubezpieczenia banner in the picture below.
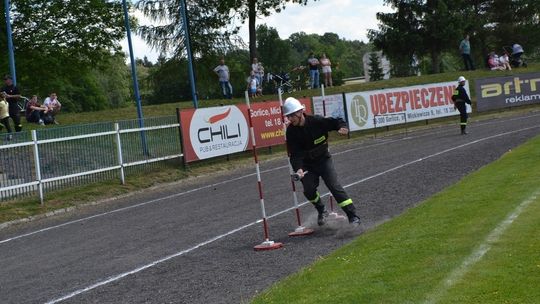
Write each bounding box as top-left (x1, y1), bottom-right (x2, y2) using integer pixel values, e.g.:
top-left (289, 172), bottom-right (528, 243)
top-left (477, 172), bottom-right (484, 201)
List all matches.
top-left (345, 81), bottom-right (471, 131)
top-left (475, 72), bottom-right (540, 112)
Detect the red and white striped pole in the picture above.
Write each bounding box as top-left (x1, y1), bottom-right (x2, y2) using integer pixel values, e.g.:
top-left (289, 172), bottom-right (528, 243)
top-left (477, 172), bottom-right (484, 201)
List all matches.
top-left (278, 88), bottom-right (314, 237)
top-left (321, 85), bottom-right (347, 221)
top-left (245, 91), bottom-right (283, 251)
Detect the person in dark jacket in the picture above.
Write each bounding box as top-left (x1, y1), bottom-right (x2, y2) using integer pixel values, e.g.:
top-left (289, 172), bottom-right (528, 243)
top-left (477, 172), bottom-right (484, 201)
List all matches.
top-left (452, 76), bottom-right (472, 135)
top-left (283, 97), bottom-right (360, 226)
top-left (1, 75), bottom-right (22, 132)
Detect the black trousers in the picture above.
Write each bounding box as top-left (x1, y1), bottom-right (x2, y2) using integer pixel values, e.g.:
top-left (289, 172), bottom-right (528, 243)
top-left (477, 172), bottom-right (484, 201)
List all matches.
top-left (1, 117), bottom-right (13, 133)
top-left (8, 102), bottom-right (22, 132)
top-left (462, 53), bottom-right (474, 71)
top-left (456, 102), bottom-right (468, 124)
top-left (300, 156), bottom-right (350, 205)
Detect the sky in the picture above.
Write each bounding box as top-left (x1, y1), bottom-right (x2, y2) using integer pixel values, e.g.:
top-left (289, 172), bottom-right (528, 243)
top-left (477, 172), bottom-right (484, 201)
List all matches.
top-left (120, 0), bottom-right (393, 63)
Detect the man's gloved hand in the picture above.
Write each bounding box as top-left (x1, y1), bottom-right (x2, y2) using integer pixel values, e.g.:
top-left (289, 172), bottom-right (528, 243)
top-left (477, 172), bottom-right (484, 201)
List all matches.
top-left (292, 169), bottom-right (308, 181)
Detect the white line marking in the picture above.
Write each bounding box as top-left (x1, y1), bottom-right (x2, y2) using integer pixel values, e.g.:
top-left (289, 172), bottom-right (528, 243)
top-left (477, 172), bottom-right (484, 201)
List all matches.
top-left (424, 189), bottom-right (539, 304)
top-left (44, 125), bottom-right (540, 303)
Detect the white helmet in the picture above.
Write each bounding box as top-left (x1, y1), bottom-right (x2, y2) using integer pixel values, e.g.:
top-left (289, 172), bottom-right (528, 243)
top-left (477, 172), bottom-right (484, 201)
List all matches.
top-left (283, 97), bottom-right (305, 116)
top-left (458, 76), bottom-right (466, 82)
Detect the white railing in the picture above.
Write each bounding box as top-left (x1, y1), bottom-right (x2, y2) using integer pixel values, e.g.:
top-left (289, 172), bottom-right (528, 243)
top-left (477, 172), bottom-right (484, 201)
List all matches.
top-left (0, 121), bottom-right (182, 204)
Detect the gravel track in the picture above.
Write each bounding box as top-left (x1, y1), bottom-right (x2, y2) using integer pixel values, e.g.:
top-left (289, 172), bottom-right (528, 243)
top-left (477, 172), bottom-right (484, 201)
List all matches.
top-left (1, 111), bottom-right (540, 304)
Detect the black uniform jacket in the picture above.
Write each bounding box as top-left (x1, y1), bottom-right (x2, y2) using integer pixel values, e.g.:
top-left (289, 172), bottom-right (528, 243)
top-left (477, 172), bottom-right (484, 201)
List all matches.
top-left (286, 114), bottom-right (347, 171)
top-left (452, 85), bottom-right (471, 105)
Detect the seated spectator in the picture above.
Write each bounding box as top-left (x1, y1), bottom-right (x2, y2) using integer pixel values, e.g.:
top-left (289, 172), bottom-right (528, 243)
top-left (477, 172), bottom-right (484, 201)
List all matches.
top-left (487, 52), bottom-right (505, 70)
top-left (43, 92), bottom-right (61, 124)
top-left (499, 51), bottom-right (512, 70)
top-left (0, 92), bottom-right (13, 139)
top-left (25, 95), bottom-right (49, 125)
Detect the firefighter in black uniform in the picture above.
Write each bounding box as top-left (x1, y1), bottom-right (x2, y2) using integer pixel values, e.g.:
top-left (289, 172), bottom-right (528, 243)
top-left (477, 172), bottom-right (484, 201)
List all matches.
top-left (283, 97), bottom-right (360, 226)
top-left (1, 75), bottom-right (23, 132)
top-left (452, 76), bottom-right (471, 135)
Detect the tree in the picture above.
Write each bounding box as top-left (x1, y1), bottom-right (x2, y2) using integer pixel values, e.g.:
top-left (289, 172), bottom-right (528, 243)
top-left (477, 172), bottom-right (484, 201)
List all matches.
top-left (1, 0), bottom-right (129, 111)
top-left (369, 0), bottom-right (465, 74)
top-left (223, 0), bottom-right (317, 61)
top-left (368, 52), bottom-right (384, 81)
top-left (135, 0), bottom-right (237, 58)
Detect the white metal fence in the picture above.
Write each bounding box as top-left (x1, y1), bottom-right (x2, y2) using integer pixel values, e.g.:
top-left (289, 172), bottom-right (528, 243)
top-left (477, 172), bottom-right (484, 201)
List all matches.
top-left (0, 116), bottom-right (182, 203)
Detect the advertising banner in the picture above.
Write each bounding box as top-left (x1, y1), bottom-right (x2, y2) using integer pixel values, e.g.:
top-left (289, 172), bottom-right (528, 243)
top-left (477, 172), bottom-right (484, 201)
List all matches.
top-left (180, 105), bottom-right (251, 162)
top-left (244, 98), bottom-right (312, 148)
top-left (312, 94), bottom-right (346, 120)
top-left (180, 98), bottom-right (312, 162)
top-left (475, 72), bottom-right (540, 112)
top-left (345, 81), bottom-right (471, 131)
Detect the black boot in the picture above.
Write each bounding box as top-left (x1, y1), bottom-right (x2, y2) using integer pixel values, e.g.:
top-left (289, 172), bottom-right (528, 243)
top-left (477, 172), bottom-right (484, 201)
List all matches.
top-left (342, 204), bottom-right (360, 225)
top-left (461, 125), bottom-right (467, 135)
top-left (313, 202), bottom-right (328, 226)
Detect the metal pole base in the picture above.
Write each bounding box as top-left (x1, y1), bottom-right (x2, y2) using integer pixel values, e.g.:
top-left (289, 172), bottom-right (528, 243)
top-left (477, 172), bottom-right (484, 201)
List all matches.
top-left (288, 226), bottom-right (315, 237)
top-left (254, 240), bottom-right (283, 251)
top-left (327, 212), bottom-right (347, 221)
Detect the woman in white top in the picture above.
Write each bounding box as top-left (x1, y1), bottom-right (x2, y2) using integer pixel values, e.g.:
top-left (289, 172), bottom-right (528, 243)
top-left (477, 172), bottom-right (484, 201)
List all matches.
top-left (320, 53), bottom-right (333, 87)
top-left (0, 92), bottom-right (13, 136)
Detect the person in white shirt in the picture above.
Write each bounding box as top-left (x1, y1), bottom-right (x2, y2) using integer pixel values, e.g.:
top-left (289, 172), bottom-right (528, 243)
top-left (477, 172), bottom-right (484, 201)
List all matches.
top-left (43, 92), bottom-right (61, 124)
top-left (213, 58), bottom-right (233, 99)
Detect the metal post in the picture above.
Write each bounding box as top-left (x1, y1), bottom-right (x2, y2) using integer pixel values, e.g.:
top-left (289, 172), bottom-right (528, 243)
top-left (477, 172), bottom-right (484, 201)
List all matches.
top-left (31, 130), bottom-right (43, 204)
top-left (179, 0), bottom-right (198, 108)
top-left (122, 0), bottom-right (148, 156)
top-left (114, 123), bottom-right (125, 184)
top-left (245, 91), bottom-right (283, 251)
top-left (4, 0), bottom-right (16, 85)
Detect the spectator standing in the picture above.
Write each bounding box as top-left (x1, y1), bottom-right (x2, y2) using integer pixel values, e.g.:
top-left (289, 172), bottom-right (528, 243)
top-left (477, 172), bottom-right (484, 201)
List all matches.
top-left (459, 35), bottom-right (475, 71)
top-left (246, 71), bottom-right (259, 98)
top-left (452, 76), bottom-right (472, 135)
top-left (43, 92), bottom-right (61, 124)
top-left (1, 75), bottom-right (22, 132)
top-left (213, 58), bottom-right (233, 99)
top-left (25, 95), bottom-right (48, 125)
top-left (320, 53), bottom-right (333, 87)
top-left (307, 52), bottom-right (320, 89)
top-left (283, 97), bottom-right (361, 226)
top-left (251, 57), bottom-right (264, 88)
top-left (0, 92), bottom-right (13, 138)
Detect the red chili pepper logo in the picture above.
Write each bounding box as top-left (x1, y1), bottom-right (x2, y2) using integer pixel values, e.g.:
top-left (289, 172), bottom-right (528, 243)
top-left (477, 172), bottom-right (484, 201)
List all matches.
top-left (206, 108), bottom-right (232, 124)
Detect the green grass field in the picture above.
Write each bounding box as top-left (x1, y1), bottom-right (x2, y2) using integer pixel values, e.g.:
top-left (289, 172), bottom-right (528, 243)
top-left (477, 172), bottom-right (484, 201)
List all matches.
top-left (251, 135), bottom-right (540, 304)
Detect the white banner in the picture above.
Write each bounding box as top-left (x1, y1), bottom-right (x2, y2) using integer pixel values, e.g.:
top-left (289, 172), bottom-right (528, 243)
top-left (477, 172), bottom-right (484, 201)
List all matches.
top-left (312, 94), bottom-right (346, 120)
top-left (187, 106), bottom-right (250, 160)
top-left (345, 81), bottom-right (472, 131)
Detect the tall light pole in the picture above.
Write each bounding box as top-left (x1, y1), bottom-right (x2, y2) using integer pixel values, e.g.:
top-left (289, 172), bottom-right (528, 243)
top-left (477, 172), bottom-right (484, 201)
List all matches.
top-left (4, 0), bottom-right (16, 85)
top-left (179, 0), bottom-right (198, 108)
top-left (122, 0), bottom-right (148, 154)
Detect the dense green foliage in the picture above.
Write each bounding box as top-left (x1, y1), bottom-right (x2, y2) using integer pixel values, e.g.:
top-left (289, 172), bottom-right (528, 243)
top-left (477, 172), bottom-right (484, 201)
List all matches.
top-left (0, 0), bottom-right (132, 112)
top-left (369, 0), bottom-right (540, 75)
top-left (368, 52), bottom-right (384, 81)
top-left (1, 0), bottom-right (539, 110)
top-left (138, 26), bottom-right (370, 104)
